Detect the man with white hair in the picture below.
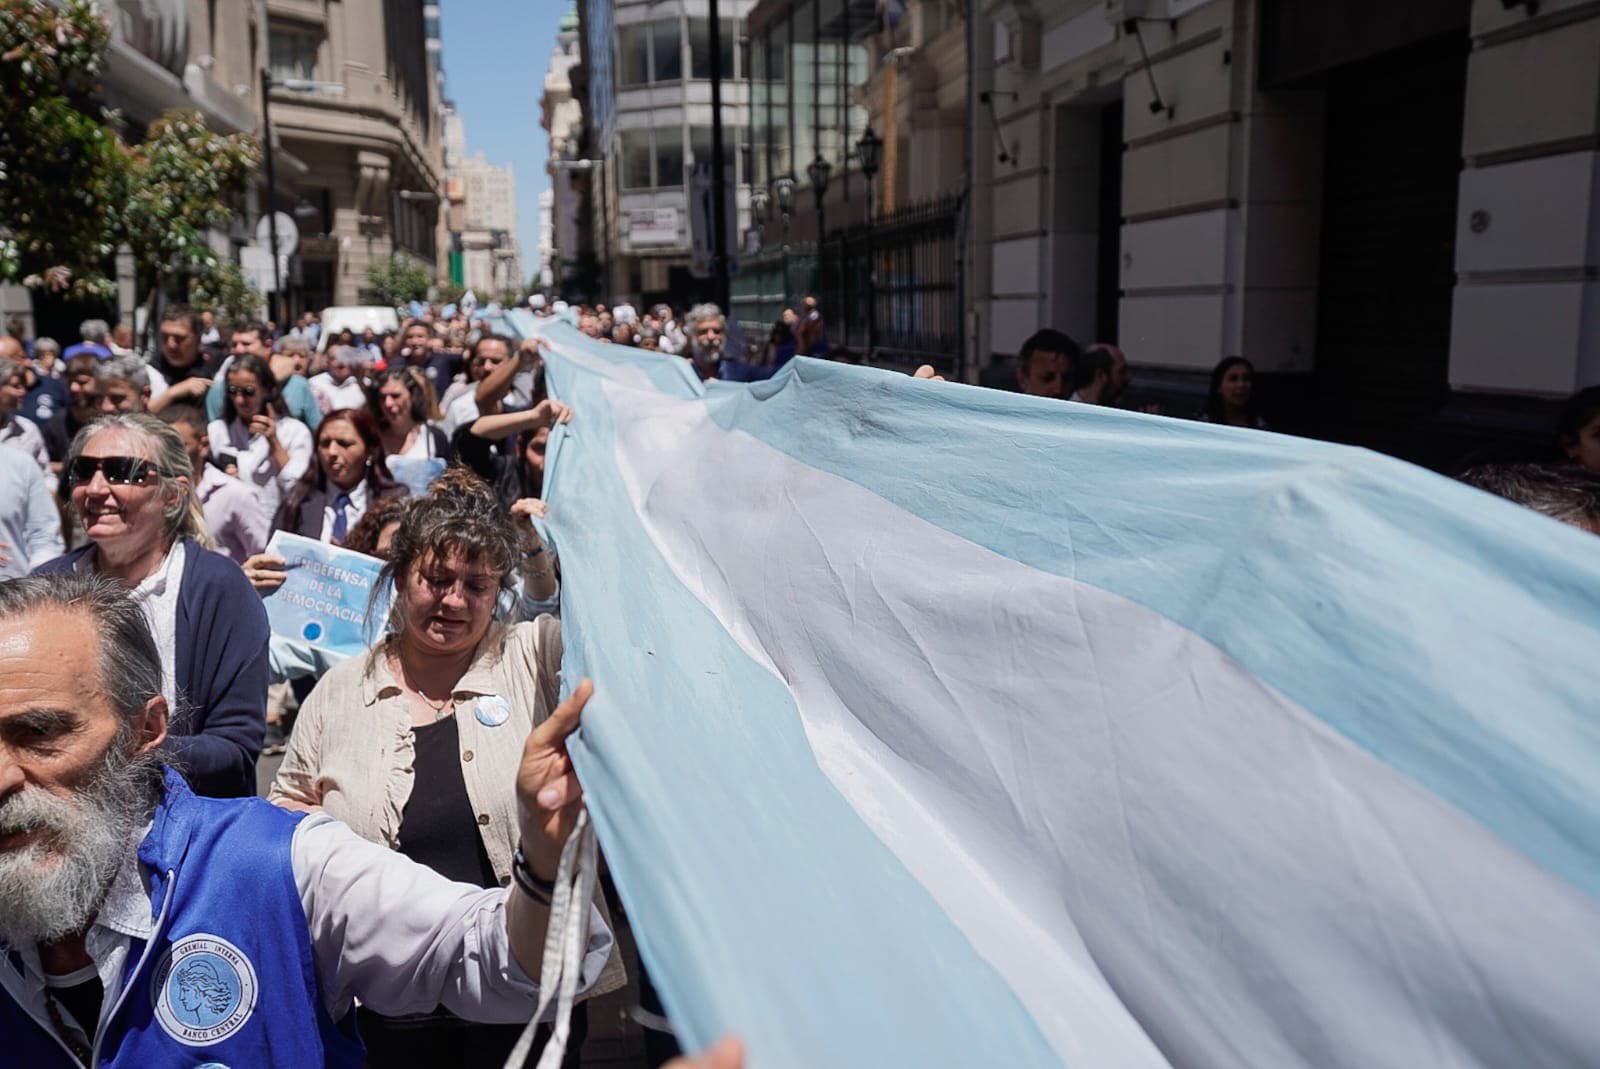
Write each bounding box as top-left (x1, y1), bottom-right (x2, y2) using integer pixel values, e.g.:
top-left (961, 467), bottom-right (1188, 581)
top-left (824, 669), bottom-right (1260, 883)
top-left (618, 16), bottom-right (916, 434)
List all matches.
top-left (679, 304), bottom-right (772, 383)
top-left (62, 320), bottom-right (112, 362)
top-left (95, 354), bottom-right (152, 414)
top-left (0, 572), bottom-right (615, 1067)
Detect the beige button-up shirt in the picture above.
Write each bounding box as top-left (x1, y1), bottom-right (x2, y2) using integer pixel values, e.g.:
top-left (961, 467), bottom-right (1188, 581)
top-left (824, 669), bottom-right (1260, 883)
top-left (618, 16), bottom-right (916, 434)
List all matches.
top-left (269, 616), bottom-right (625, 996)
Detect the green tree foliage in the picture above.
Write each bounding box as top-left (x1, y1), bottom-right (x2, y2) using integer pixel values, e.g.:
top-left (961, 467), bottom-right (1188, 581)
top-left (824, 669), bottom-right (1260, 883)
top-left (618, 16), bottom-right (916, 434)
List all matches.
top-left (123, 110), bottom-right (261, 287)
top-left (366, 254), bottom-right (433, 307)
top-left (188, 258), bottom-right (262, 324)
top-left (0, 0), bottom-right (120, 297)
top-left (0, 1), bottom-right (259, 298)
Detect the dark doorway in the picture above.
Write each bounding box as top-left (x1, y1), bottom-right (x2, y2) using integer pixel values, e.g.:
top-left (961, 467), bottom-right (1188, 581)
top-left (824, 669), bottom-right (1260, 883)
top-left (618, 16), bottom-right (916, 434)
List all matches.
top-left (1096, 100), bottom-right (1124, 345)
top-left (1310, 34), bottom-right (1467, 457)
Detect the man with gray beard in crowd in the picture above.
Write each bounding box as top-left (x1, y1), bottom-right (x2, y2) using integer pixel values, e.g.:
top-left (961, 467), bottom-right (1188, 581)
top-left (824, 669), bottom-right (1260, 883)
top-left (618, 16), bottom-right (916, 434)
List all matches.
top-left (679, 304), bottom-right (770, 383)
top-left (0, 572), bottom-right (619, 1067)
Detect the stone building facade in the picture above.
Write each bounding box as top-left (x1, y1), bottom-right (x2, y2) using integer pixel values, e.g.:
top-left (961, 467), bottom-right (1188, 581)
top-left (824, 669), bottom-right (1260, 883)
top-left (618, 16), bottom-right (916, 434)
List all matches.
top-left (973, 0), bottom-right (1600, 462)
top-left (261, 0), bottom-right (443, 309)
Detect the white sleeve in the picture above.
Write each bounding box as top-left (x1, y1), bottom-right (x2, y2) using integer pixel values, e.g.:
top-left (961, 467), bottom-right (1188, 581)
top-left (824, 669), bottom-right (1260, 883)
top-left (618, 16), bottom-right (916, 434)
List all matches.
top-left (290, 814), bottom-right (614, 1022)
top-left (276, 418), bottom-right (314, 489)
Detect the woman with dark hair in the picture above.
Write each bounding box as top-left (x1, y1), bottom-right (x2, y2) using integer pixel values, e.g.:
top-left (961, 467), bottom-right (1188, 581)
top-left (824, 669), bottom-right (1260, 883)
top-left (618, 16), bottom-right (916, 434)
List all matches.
top-left (1558, 385), bottom-right (1600, 471)
top-left (1200, 356), bottom-right (1267, 429)
top-left (239, 407), bottom-right (409, 595)
top-left (277, 407), bottom-right (406, 542)
top-left (342, 492), bottom-right (411, 558)
top-left (207, 352), bottom-right (314, 518)
top-left (268, 480), bottom-right (623, 1067)
top-left (370, 365), bottom-right (450, 469)
top-left (763, 318), bottom-right (798, 367)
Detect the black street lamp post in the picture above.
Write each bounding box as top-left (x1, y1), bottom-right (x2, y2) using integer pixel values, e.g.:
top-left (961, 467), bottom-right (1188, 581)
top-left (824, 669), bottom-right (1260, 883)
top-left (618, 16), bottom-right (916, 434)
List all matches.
top-left (260, 70), bottom-right (283, 327)
top-left (773, 175), bottom-right (796, 309)
top-left (856, 128), bottom-right (882, 357)
top-left (807, 155), bottom-right (832, 320)
top-left (807, 154), bottom-right (833, 246)
top-left (750, 188), bottom-right (770, 318)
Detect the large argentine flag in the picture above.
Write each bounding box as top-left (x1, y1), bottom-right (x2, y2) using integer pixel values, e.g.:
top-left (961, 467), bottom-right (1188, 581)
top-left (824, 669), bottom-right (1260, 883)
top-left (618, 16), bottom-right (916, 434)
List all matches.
top-left (529, 321), bottom-right (1600, 1068)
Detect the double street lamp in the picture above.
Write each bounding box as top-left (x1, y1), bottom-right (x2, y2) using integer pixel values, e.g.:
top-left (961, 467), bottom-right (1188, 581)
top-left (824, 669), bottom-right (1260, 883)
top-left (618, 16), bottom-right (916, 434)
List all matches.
top-left (771, 174), bottom-right (797, 309)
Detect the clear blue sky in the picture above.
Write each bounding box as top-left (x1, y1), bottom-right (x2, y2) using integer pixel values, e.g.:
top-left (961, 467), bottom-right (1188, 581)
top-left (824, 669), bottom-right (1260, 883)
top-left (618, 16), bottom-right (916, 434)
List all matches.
top-left (438, 0), bottom-right (573, 280)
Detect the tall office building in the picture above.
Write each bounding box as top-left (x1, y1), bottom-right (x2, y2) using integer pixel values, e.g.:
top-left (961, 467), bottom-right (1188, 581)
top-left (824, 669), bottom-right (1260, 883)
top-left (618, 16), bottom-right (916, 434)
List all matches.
top-left (582, 0), bottom-right (760, 305)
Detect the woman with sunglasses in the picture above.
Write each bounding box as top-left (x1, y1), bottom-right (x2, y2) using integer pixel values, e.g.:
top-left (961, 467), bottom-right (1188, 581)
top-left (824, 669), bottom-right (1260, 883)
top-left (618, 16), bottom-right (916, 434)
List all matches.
top-left (33, 413), bottom-right (269, 798)
top-left (207, 353), bottom-right (314, 521)
top-left (268, 479), bottom-right (623, 1067)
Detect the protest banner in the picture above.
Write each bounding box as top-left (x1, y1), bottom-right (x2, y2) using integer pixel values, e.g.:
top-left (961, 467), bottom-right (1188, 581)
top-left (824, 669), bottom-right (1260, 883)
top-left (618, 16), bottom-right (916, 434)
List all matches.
top-left (262, 531), bottom-right (387, 658)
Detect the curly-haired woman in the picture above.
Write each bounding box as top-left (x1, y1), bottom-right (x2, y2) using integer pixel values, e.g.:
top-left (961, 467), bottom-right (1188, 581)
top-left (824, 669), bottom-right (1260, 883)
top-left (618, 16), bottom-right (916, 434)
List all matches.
top-left (267, 480), bottom-right (621, 1066)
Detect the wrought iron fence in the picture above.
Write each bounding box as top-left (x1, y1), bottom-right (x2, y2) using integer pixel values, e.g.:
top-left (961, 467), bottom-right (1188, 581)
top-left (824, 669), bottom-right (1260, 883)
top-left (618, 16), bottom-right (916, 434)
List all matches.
top-left (823, 193), bottom-right (962, 366)
top-left (732, 193), bottom-right (962, 369)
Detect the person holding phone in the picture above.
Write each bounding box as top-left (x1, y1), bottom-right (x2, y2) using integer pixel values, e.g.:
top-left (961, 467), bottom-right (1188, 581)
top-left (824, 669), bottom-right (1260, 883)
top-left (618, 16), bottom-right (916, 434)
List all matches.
top-left (207, 353), bottom-right (313, 520)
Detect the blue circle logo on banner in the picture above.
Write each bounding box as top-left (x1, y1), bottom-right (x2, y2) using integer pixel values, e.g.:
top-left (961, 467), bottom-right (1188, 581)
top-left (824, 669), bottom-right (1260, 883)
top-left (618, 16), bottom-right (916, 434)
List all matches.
top-left (301, 622), bottom-right (323, 642)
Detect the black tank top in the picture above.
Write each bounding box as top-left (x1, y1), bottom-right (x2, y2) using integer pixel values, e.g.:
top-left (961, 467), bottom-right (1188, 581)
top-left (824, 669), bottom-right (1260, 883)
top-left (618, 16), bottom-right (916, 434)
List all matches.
top-left (395, 716), bottom-right (499, 889)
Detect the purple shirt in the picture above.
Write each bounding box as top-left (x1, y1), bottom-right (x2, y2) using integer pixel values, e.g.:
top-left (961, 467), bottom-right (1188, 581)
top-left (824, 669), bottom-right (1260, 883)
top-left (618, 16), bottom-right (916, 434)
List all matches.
top-left (198, 462), bottom-right (272, 564)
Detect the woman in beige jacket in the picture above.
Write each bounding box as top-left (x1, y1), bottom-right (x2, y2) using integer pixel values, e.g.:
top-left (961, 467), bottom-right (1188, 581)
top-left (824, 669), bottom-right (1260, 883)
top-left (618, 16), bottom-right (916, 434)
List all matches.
top-left (269, 467), bottom-right (623, 1067)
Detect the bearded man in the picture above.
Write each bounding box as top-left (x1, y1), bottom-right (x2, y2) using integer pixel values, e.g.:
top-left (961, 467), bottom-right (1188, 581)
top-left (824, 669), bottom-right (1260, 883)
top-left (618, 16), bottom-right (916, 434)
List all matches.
top-left (0, 572), bottom-right (614, 1067)
top-left (679, 304), bottom-right (774, 384)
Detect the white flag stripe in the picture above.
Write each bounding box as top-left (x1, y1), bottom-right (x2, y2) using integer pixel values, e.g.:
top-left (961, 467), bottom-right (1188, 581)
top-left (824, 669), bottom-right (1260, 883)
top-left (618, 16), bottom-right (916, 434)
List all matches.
top-left (608, 379), bottom-right (1600, 1069)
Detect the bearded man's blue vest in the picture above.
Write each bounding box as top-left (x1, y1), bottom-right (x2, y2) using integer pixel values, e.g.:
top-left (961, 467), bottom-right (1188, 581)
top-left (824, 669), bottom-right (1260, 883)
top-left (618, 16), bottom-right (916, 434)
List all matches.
top-left (0, 771), bottom-right (364, 1067)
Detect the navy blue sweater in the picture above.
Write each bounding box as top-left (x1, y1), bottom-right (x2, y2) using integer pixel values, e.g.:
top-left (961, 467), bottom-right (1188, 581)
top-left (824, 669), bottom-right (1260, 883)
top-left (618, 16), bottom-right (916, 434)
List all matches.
top-left (35, 537), bottom-right (268, 797)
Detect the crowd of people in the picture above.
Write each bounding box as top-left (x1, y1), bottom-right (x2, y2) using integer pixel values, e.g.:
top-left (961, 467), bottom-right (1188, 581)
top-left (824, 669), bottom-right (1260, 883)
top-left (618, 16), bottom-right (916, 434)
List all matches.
top-left (0, 290), bottom-right (1596, 1068)
top-left (0, 301), bottom-right (737, 1068)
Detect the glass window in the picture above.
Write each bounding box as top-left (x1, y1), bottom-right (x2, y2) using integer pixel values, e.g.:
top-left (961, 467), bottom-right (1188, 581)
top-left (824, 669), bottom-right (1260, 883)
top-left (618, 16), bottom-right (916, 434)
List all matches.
top-left (268, 27), bottom-right (318, 81)
top-left (652, 20), bottom-right (682, 82)
top-left (690, 125), bottom-right (714, 165)
top-left (621, 130), bottom-right (653, 190)
top-left (689, 18), bottom-right (738, 80)
top-left (618, 24), bottom-right (650, 87)
top-left (791, 1), bottom-right (816, 182)
top-left (656, 131), bottom-right (684, 190)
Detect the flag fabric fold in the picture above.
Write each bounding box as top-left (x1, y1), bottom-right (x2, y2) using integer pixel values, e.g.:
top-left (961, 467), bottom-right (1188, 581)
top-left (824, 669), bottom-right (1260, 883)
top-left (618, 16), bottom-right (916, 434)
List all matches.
top-left (531, 321), bottom-right (1600, 1068)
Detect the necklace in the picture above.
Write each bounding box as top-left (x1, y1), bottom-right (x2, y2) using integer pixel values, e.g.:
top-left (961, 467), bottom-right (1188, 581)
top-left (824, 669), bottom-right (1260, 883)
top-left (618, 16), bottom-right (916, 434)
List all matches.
top-left (44, 990), bottom-right (92, 1065)
top-left (393, 650), bottom-right (456, 721)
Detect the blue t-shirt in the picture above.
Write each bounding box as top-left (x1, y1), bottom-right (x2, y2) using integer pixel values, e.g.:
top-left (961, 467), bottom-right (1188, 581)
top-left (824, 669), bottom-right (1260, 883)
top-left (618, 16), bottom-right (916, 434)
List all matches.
top-left (23, 375), bottom-right (68, 429)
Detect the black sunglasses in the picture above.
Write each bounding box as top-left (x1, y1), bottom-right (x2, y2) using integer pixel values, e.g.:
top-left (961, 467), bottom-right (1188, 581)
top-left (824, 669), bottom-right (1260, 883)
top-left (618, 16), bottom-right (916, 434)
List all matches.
top-left (67, 456), bottom-right (171, 486)
top-left (227, 385), bottom-right (258, 398)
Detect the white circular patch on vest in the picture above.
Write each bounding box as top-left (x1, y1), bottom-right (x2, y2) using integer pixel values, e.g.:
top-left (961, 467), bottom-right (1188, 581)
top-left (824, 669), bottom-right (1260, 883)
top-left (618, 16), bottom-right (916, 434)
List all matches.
top-left (151, 934), bottom-right (259, 1047)
top-left (474, 694), bottom-right (512, 727)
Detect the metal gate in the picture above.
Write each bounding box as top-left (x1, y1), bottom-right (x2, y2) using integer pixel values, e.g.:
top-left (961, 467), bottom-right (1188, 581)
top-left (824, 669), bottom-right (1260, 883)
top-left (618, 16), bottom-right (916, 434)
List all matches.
top-left (732, 193), bottom-right (961, 369)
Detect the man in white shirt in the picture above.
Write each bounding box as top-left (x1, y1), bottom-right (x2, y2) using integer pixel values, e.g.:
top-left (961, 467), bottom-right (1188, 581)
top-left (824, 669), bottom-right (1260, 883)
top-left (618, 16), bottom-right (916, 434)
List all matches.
top-left (0, 446), bottom-right (63, 579)
top-left (0, 572), bottom-right (613, 1067)
top-left (0, 353), bottom-right (51, 480)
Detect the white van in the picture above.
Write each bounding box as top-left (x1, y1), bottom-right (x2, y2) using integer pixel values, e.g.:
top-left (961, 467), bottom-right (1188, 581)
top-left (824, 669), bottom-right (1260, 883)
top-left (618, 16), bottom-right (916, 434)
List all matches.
top-left (316, 306), bottom-right (401, 351)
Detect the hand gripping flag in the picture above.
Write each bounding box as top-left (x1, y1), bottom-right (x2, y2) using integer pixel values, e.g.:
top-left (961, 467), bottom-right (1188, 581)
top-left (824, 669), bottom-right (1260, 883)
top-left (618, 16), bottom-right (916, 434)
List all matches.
top-left (531, 321), bottom-right (1600, 1069)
